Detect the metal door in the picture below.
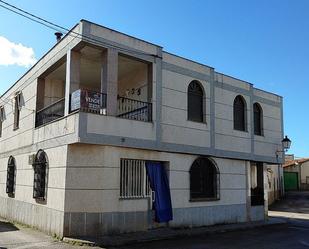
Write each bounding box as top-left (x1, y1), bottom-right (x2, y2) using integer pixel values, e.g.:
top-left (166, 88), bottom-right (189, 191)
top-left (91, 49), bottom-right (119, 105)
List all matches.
top-left (284, 172), bottom-right (298, 191)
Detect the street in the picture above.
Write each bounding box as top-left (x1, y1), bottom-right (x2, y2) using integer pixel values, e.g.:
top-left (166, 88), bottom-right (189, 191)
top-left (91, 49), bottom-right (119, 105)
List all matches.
top-left (111, 191), bottom-right (309, 249)
top-left (0, 192), bottom-right (309, 249)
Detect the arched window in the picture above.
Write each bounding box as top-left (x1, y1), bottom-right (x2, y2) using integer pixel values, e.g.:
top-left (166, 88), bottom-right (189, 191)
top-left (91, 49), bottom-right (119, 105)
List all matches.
top-left (253, 103), bottom-right (263, 136)
top-left (188, 80), bottom-right (204, 122)
top-left (233, 95), bottom-right (246, 131)
top-left (33, 150), bottom-right (48, 200)
top-left (190, 157), bottom-right (219, 200)
top-left (6, 156), bottom-right (16, 195)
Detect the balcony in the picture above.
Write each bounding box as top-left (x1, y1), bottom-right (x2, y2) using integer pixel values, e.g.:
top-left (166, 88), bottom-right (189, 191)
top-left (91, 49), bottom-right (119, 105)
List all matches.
top-left (70, 89), bottom-right (107, 115)
top-left (35, 45), bottom-right (153, 127)
top-left (71, 89), bottom-right (152, 121)
top-left (35, 98), bottom-right (65, 127)
top-left (35, 89), bottom-right (152, 127)
top-left (117, 96), bottom-right (152, 122)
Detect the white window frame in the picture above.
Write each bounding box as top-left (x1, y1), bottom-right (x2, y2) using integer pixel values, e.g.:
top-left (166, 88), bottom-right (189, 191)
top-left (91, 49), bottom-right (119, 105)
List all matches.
top-left (120, 159), bottom-right (151, 199)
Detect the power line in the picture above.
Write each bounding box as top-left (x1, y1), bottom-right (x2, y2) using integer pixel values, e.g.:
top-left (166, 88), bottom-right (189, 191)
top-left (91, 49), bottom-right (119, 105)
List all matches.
top-left (0, 3), bottom-right (60, 32)
top-left (0, 0), bottom-right (159, 111)
top-left (0, 0), bottom-right (160, 58)
top-left (0, 0), bottom-right (69, 33)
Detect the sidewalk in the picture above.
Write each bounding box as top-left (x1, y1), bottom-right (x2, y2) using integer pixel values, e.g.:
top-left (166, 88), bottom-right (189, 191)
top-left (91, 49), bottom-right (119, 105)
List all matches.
top-left (64, 217), bottom-right (286, 247)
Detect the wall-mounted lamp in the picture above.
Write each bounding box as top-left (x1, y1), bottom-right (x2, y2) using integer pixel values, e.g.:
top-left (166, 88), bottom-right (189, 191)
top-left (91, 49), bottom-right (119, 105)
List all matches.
top-left (276, 135), bottom-right (292, 157)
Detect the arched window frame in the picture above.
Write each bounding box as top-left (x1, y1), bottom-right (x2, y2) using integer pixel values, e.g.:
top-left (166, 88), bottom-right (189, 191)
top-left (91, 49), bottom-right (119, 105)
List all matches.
top-left (233, 95), bottom-right (247, 131)
top-left (253, 102), bottom-right (263, 136)
top-left (187, 80), bottom-right (205, 123)
top-left (33, 150), bottom-right (48, 200)
top-left (189, 157), bottom-right (220, 201)
top-left (6, 156), bottom-right (16, 196)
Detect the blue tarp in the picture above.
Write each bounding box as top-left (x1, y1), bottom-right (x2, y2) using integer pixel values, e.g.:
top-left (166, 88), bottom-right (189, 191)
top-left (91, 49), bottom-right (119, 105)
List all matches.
top-left (145, 161), bottom-right (173, 223)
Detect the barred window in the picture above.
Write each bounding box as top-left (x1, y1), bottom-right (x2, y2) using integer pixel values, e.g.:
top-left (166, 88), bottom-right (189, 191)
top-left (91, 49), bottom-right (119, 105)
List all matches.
top-left (120, 159), bottom-right (151, 199)
top-left (33, 150), bottom-right (48, 200)
top-left (188, 80), bottom-right (204, 122)
top-left (6, 156), bottom-right (16, 196)
top-left (233, 95), bottom-right (246, 131)
top-left (253, 103), bottom-right (263, 136)
top-left (190, 157), bottom-right (220, 201)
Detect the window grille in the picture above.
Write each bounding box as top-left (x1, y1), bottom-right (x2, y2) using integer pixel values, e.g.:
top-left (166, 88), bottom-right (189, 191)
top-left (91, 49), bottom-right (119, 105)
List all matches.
top-left (33, 150), bottom-right (47, 200)
top-left (190, 157), bottom-right (220, 200)
top-left (233, 95), bottom-right (246, 131)
top-left (120, 159), bottom-right (151, 199)
top-left (188, 80), bottom-right (204, 122)
top-left (253, 103), bottom-right (263, 135)
top-left (6, 156), bottom-right (16, 195)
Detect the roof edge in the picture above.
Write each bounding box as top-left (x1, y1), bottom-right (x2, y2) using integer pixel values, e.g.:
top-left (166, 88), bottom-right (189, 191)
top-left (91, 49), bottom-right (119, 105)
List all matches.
top-left (0, 22), bottom-right (80, 99)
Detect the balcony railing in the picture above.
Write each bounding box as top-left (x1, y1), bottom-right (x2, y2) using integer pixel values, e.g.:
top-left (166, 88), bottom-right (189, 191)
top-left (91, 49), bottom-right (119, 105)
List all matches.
top-left (35, 98), bottom-right (65, 127)
top-left (70, 89), bottom-right (107, 114)
top-left (35, 90), bottom-right (152, 127)
top-left (117, 96), bottom-right (152, 122)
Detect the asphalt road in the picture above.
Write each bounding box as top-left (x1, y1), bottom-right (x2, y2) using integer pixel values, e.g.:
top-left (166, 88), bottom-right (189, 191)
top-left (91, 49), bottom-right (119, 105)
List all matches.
top-left (111, 191), bottom-right (309, 249)
top-left (1, 191), bottom-right (309, 249)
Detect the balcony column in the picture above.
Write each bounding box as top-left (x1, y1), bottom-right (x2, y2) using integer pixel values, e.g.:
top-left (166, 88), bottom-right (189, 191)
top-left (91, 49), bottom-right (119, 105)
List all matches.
top-left (101, 48), bottom-right (118, 116)
top-left (36, 78), bottom-right (45, 110)
top-left (64, 50), bottom-right (81, 115)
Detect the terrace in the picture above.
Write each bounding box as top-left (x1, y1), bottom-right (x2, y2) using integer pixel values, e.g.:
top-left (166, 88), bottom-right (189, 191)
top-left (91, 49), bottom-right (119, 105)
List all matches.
top-left (35, 45), bottom-right (153, 127)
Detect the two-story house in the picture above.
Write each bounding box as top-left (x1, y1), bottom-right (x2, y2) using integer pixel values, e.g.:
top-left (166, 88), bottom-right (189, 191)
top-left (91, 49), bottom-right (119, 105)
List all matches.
top-left (0, 20), bottom-right (284, 238)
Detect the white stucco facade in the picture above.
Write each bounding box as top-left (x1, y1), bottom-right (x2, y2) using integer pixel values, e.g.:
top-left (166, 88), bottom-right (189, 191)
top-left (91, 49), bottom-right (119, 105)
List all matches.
top-left (0, 20), bottom-right (283, 237)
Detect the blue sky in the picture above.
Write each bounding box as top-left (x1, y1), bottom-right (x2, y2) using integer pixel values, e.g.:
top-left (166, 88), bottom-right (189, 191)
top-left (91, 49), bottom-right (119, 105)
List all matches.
top-left (0, 0), bottom-right (308, 157)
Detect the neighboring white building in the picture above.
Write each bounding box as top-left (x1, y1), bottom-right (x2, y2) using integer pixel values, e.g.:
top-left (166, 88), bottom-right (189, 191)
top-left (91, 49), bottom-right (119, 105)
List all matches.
top-left (0, 20), bottom-right (285, 238)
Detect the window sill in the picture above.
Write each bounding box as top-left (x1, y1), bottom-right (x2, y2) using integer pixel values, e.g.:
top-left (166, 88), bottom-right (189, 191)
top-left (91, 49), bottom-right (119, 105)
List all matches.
top-left (190, 197), bottom-right (220, 202)
top-left (187, 119), bottom-right (207, 125)
top-left (233, 128), bottom-right (248, 133)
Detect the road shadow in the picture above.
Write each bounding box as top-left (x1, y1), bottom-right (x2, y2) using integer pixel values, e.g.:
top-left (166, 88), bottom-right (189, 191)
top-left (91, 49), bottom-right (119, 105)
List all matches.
top-left (0, 220), bottom-right (19, 233)
top-left (269, 191), bottom-right (309, 214)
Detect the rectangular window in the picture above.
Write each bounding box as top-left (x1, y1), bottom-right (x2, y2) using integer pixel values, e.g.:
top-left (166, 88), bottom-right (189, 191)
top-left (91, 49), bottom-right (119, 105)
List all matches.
top-left (120, 159), bottom-right (151, 199)
top-left (0, 106), bottom-right (4, 137)
top-left (13, 93), bottom-right (21, 130)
